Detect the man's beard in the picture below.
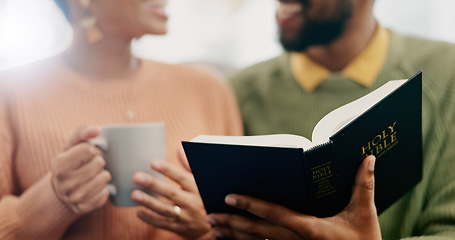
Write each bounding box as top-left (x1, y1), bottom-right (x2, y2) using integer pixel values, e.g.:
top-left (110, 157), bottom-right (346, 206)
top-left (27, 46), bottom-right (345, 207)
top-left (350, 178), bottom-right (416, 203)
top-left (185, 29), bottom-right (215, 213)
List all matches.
top-left (280, 1), bottom-right (353, 52)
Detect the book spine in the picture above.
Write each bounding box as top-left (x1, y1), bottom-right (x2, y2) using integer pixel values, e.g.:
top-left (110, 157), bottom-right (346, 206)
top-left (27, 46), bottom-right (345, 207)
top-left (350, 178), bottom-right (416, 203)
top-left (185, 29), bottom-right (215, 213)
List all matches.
top-left (303, 142), bottom-right (343, 217)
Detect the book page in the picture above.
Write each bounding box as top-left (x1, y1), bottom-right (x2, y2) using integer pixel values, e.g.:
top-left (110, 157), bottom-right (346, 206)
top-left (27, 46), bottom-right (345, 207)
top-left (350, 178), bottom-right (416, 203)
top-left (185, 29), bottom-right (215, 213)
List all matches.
top-left (311, 79), bottom-right (407, 146)
top-left (191, 134), bottom-right (314, 149)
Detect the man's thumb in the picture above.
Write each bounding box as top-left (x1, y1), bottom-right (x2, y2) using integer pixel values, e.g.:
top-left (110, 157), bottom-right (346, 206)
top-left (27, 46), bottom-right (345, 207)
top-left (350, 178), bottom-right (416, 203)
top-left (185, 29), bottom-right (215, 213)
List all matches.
top-left (349, 155), bottom-right (376, 212)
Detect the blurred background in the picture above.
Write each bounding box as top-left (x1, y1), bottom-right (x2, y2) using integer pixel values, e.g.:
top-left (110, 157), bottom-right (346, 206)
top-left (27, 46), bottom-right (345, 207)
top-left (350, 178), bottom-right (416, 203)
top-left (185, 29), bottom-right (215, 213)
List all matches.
top-left (1, 0), bottom-right (455, 75)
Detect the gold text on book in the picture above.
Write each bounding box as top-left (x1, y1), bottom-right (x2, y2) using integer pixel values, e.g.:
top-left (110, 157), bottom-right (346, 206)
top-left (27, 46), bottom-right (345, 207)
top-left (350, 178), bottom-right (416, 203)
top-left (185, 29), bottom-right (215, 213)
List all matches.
top-left (362, 121), bottom-right (398, 159)
top-left (312, 163), bottom-right (333, 181)
top-left (311, 162), bottom-right (336, 198)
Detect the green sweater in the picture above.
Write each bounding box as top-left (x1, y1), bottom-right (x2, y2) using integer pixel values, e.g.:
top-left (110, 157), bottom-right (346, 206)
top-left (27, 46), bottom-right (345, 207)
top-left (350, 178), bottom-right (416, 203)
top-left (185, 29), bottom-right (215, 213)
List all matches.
top-left (230, 30), bottom-right (455, 239)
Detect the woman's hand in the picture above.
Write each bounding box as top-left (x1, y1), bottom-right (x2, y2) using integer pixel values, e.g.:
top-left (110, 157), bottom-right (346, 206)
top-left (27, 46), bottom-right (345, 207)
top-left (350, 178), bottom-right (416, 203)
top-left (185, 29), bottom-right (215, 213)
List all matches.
top-left (132, 150), bottom-right (213, 240)
top-left (207, 155), bottom-right (381, 240)
top-left (51, 126), bottom-right (112, 215)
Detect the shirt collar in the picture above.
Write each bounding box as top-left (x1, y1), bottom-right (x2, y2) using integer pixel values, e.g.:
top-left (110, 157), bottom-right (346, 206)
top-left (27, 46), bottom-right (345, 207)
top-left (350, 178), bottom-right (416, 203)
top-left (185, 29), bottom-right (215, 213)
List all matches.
top-left (289, 24), bottom-right (390, 92)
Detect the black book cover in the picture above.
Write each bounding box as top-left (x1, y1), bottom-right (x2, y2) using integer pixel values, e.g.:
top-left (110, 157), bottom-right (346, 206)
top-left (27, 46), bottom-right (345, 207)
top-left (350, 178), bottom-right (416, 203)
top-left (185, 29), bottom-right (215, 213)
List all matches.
top-left (182, 71), bottom-right (422, 218)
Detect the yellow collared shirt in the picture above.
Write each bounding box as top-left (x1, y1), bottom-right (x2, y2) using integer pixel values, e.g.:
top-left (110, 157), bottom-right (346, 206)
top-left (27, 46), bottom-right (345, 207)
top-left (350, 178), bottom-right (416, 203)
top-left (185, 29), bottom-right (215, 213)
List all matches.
top-left (290, 25), bottom-right (390, 92)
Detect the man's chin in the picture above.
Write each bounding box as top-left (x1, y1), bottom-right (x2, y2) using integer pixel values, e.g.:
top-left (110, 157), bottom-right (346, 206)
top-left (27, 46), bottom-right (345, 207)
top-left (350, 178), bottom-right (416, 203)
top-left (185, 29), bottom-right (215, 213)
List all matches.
top-left (279, 35), bottom-right (309, 52)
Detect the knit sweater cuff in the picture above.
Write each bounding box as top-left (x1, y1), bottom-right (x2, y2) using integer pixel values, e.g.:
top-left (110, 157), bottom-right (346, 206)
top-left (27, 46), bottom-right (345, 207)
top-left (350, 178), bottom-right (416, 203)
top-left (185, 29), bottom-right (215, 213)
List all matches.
top-left (14, 172), bottom-right (78, 239)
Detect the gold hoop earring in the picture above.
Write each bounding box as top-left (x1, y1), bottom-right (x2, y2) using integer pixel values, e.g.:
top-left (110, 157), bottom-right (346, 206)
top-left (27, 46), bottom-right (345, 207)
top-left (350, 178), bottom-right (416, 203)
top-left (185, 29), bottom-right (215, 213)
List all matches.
top-left (79, 0), bottom-right (103, 43)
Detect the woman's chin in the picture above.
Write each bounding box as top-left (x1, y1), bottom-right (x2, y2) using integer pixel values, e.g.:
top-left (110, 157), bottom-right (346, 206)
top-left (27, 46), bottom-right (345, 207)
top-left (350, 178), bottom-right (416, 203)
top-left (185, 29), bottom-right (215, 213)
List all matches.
top-left (142, 23), bottom-right (168, 36)
top-left (132, 28), bottom-right (167, 39)
top-left (151, 29), bottom-right (168, 35)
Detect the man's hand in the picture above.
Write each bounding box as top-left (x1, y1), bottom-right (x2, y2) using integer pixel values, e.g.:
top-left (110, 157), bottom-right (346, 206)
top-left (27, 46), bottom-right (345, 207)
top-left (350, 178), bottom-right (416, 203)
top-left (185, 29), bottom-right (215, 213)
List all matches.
top-left (207, 155), bottom-right (381, 240)
top-left (51, 126), bottom-right (112, 215)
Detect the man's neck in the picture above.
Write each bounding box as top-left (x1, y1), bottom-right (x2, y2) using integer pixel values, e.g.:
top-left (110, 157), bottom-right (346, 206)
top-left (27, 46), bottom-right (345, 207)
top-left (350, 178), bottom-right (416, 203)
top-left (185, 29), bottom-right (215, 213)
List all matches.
top-left (305, 2), bottom-right (377, 72)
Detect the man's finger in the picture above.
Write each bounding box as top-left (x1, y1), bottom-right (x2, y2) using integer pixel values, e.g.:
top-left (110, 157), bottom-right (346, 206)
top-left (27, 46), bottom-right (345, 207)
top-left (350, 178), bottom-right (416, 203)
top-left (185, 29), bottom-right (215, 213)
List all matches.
top-left (224, 194), bottom-right (308, 228)
top-left (348, 155), bottom-right (376, 214)
top-left (224, 194), bottom-right (323, 235)
top-left (63, 126), bottom-right (101, 150)
top-left (212, 226), bottom-right (264, 240)
top-left (208, 213), bottom-right (299, 240)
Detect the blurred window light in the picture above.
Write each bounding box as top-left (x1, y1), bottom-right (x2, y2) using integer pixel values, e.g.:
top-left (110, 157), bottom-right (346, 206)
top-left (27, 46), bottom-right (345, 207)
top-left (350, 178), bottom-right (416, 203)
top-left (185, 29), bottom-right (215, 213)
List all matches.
top-left (1, 0), bottom-right (455, 72)
top-left (0, 0), bottom-right (71, 71)
top-left (132, 0), bottom-right (282, 75)
top-left (374, 0), bottom-right (455, 43)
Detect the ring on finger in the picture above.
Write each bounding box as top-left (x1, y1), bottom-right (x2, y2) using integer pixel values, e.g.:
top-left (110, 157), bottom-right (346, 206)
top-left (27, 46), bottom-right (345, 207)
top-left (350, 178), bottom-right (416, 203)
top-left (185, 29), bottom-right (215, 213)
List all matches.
top-left (168, 205), bottom-right (181, 222)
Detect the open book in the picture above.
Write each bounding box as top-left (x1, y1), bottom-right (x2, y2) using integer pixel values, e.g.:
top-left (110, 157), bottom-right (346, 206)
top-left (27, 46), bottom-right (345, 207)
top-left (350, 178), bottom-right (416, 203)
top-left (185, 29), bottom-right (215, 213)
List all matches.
top-left (183, 71), bottom-right (422, 217)
top-left (191, 78), bottom-right (408, 150)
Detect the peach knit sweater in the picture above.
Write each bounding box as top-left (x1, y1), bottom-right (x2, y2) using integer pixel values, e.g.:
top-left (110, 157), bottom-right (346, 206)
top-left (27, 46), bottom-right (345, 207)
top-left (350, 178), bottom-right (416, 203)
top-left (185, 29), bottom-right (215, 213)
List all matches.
top-left (0, 55), bottom-right (243, 240)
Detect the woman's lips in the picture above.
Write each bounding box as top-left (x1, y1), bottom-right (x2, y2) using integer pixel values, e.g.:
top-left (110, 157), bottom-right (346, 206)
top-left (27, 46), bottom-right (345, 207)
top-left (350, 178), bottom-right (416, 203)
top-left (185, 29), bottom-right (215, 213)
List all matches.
top-left (143, 0), bottom-right (169, 20)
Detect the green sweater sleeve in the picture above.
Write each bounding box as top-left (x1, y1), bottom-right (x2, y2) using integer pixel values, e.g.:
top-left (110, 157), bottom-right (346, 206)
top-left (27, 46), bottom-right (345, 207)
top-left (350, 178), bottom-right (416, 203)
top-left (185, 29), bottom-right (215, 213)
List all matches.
top-left (390, 126), bottom-right (455, 240)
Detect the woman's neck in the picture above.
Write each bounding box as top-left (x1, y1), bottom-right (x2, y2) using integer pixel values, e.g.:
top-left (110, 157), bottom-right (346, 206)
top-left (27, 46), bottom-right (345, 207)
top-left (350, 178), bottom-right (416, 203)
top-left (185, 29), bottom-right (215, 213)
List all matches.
top-left (64, 32), bottom-right (140, 80)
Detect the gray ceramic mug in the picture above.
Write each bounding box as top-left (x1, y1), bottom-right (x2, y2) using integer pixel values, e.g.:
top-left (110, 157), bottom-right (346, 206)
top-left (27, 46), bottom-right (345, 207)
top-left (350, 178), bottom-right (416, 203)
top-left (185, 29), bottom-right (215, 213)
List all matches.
top-left (90, 122), bottom-right (165, 207)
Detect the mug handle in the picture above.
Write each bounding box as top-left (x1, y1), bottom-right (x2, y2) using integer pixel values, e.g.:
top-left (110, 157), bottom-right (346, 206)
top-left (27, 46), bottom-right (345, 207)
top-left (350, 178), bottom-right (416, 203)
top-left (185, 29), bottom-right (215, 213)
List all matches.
top-left (89, 138), bottom-right (117, 196)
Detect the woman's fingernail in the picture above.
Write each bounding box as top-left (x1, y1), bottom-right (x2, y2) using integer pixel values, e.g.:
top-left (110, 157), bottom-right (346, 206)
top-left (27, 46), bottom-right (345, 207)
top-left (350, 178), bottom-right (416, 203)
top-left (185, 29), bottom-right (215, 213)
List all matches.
top-left (133, 192), bottom-right (143, 201)
top-left (135, 173), bottom-right (146, 184)
top-left (81, 128), bottom-right (92, 137)
top-left (368, 156), bottom-right (376, 172)
top-left (151, 160), bottom-right (163, 170)
top-left (225, 195), bottom-right (237, 206)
